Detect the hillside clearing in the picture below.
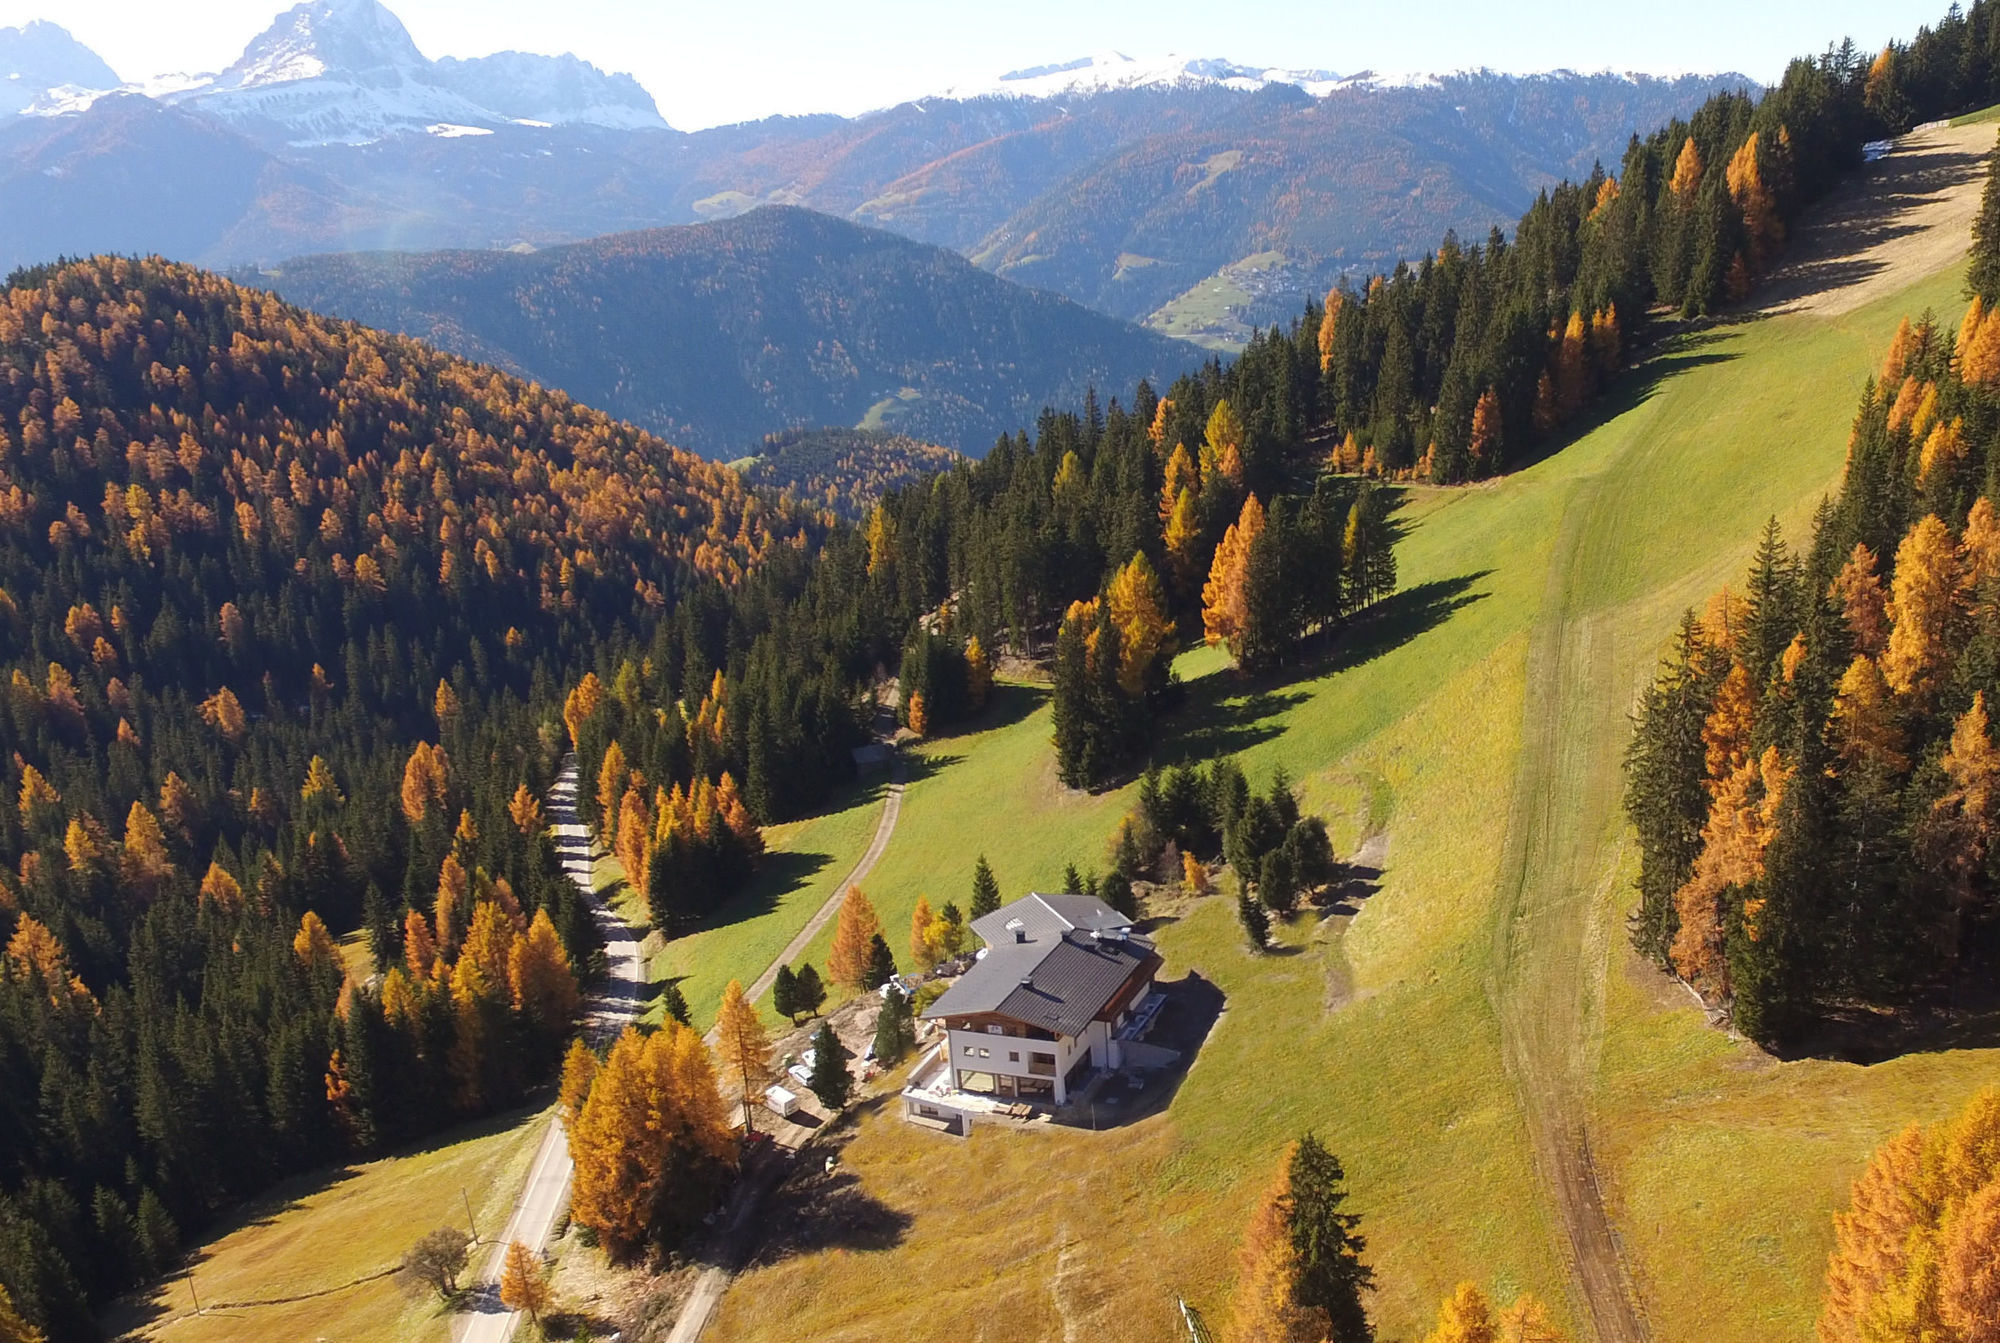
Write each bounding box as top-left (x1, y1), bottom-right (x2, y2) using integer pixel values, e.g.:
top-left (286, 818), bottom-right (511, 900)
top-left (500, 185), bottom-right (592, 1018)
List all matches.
top-left (704, 237), bottom-right (2000, 1343)
top-left (103, 1111), bottom-right (545, 1343)
top-left (1757, 118), bottom-right (1991, 318)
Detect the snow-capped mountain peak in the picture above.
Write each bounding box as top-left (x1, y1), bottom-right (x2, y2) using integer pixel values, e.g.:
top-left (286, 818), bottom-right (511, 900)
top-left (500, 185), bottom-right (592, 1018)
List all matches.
top-left (209, 0), bottom-right (431, 93)
top-left (433, 51), bottom-right (669, 131)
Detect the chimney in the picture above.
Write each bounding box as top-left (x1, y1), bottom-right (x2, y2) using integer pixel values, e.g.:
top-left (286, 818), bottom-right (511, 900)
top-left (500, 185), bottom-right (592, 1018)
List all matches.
top-left (1006, 918), bottom-right (1027, 943)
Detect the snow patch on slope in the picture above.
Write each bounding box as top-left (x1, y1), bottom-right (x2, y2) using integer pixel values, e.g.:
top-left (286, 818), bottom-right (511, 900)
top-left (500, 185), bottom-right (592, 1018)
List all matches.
top-left (0, 21), bottom-right (120, 116)
top-left (936, 52), bottom-right (1345, 101)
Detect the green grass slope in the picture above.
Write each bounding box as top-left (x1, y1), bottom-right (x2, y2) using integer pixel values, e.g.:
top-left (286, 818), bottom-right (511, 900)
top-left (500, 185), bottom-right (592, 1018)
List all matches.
top-left (702, 264), bottom-right (2000, 1343)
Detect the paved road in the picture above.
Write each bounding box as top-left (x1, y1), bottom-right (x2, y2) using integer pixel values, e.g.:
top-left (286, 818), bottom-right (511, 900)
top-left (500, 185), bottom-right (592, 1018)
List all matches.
top-left (454, 756), bottom-right (645, 1343)
top-left (705, 754), bottom-right (908, 1046)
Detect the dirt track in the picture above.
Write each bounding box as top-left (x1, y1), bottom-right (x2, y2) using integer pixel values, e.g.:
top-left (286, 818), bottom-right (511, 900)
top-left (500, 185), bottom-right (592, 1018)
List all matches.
top-left (1489, 117), bottom-right (1994, 1343)
top-left (1759, 119), bottom-right (1992, 318)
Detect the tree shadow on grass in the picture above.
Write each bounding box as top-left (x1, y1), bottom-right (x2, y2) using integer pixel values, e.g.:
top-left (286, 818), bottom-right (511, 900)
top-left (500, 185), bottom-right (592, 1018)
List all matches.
top-left (1775, 986), bottom-right (2000, 1066)
top-left (927, 679), bottom-right (1047, 739)
top-left (1160, 571), bottom-right (1490, 765)
top-left (682, 847), bottom-right (837, 937)
top-left (1506, 328), bottom-right (1741, 474)
top-left (744, 1106), bottom-right (913, 1265)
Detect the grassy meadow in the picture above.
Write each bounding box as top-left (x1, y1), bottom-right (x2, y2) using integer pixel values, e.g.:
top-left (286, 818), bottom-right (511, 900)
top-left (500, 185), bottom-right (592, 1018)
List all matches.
top-left (704, 263), bottom-right (2000, 1343)
top-left (103, 1109), bottom-right (547, 1343)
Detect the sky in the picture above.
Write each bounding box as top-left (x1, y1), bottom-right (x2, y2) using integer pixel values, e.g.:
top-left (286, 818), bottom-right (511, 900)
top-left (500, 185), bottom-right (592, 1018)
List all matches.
top-left (0, 0), bottom-right (1959, 130)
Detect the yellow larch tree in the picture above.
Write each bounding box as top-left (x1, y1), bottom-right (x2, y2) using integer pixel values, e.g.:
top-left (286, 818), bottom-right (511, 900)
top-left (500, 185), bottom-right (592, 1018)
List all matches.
top-left (1831, 656), bottom-right (1907, 775)
top-left (404, 906), bottom-right (438, 979)
top-left (509, 782), bottom-right (543, 834)
top-left (1160, 442), bottom-right (1197, 523)
top-left (292, 910), bottom-right (338, 973)
top-left (828, 885), bottom-right (884, 988)
top-left (1203, 494), bottom-right (1265, 653)
top-left (1830, 543), bottom-right (1890, 654)
top-left (299, 756), bottom-right (342, 811)
top-left (509, 907), bottom-right (579, 1030)
top-left (909, 895), bottom-right (939, 971)
top-left (1422, 1282), bottom-right (1498, 1343)
top-left (499, 1241), bottom-right (550, 1323)
top-left (596, 740), bottom-right (629, 844)
top-left (1942, 1180), bottom-right (2000, 1341)
top-left (0, 1282), bottom-right (46, 1343)
top-left (714, 977), bottom-right (774, 1132)
top-left (558, 1037), bottom-right (598, 1126)
top-left (1883, 514), bottom-right (1961, 698)
top-left (400, 741), bottom-right (451, 823)
top-left (1469, 389), bottom-right (1503, 467)
top-left (120, 801), bottom-right (174, 898)
top-left (562, 671), bottom-right (602, 746)
top-left (1200, 399), bottom-right (1246, 489)
top-left (1702, 661), bottom-right (1757, 784)
top-left (1670, 135), bottom-right (1704, 200)
top-left (1230, 1154), bottom-right (1320, 1343)
top-left (199, 860), bottom-right (243, 914)
top-left (16, 764), bottom-right (57, 830)
top-left (1107, 551), bottom-right (1170, 696)
top-left (1164, 486), bottom-right (1202, 591)
top-left (965, 635), bottom-right (992, 709)
top-left (1670, 748), bottom-right (1789, 997)
top-left (1317, 289), bottom-right (1344, 372)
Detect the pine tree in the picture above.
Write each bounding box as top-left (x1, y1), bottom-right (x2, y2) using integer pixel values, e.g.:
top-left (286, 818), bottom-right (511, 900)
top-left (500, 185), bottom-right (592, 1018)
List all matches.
top-left (1238, 893), bottom-right (1270, 950)
top-left (828, 886), bottom-right (884, 988)
top-left (658, 979), bottom-right (691, 1027)
top-left (714, 979), bottom-right (774, 1134)
top-left (1286, 1133), bottom-right (1374, 1341)
top-left (1051, 602), bottom-right (1094, 788)
top-left (499, 1241), bottom-right (551, 1324)
top-left (863, 933), bottom-right (898, 989)
top-left (872, 986), bottom-right (916, 1064)
top-left (807, 1020), bottom-right (851, 1111)
top-left (772, 964), bottom-right (801, 1023)
top-left (793, 963), bottom-right (826, 1019)
top-left (970, 855), bottom-right (1001, 919)
top-left (1970, 139), bottom-right (2000, 306)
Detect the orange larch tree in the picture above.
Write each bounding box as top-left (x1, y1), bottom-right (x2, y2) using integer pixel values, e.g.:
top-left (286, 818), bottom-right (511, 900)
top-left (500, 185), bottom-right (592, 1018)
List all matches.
top-left (828, 885), bottom-right (884, 988)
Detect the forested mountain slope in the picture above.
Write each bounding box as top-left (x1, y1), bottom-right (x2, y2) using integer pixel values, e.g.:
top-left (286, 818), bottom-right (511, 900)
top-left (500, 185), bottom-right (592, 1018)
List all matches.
top-left (0, 256), bottom-right (842, 1340)
top-left (261, 207), bottom-right (1201, 457)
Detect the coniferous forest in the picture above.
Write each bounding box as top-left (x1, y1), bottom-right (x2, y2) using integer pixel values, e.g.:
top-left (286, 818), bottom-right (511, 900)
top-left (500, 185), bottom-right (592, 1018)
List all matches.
top-left (1624, 150), bottom-right (2000, 1048)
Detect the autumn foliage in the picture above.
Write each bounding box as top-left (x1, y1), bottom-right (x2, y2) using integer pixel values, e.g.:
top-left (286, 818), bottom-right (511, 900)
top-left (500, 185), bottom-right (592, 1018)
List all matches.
top-left (1819, 1087), bottom-right (2000, 1343)
top-left (828, 886), bottom-right (885, 989)
top-left (566, 1022), bottom-right (735, 1258)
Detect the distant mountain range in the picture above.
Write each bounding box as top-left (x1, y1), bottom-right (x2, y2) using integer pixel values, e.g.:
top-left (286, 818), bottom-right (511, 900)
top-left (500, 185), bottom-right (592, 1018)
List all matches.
top-left (258, 207), bottom-right (1200, 457)
top-left (0, 2), bottom-right (1752, 345)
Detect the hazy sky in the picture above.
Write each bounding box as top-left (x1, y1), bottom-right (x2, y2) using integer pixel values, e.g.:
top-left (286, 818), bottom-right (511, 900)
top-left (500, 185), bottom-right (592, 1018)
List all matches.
top-left (0, 0), bottom-right (1957, 130)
